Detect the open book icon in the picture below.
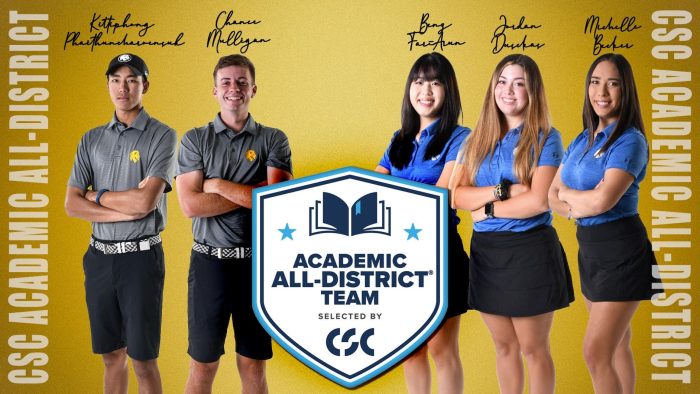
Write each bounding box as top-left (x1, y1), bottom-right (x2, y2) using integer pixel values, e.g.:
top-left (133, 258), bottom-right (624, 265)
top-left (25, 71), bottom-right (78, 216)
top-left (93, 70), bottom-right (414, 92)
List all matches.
top-left (309, 192), bottom-right (391, 236)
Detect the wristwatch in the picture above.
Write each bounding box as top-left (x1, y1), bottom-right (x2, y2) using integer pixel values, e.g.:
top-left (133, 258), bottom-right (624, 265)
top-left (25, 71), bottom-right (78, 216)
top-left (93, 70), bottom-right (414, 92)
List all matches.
top-left (95, 189), bottom-right (109, 206)
top-left (494, 179), bottom-right (512, 201)
top-left (485, 202), bottom-right (495, 219)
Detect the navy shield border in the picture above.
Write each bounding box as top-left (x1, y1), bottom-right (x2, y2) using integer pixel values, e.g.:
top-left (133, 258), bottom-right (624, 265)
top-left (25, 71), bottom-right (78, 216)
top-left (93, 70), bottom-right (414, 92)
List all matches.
top-left (252, 167), bottom-right (448, 388)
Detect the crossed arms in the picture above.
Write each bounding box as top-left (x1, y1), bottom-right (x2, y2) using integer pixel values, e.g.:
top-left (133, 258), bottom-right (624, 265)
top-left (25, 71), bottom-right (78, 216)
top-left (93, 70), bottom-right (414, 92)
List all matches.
top-left (176, 167), bottom-right (293, 218)
top-left (452, 166), bottom-right (556, 222)
top-left (548, 166), bottom-right (633, 220)
top-left (64, 177), bottom-right (167, 223)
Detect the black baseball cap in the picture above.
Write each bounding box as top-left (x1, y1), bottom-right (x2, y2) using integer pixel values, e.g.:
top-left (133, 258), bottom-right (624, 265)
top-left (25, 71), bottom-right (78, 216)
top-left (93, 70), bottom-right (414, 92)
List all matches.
top-left (106, 53), bottom-right (149, 80)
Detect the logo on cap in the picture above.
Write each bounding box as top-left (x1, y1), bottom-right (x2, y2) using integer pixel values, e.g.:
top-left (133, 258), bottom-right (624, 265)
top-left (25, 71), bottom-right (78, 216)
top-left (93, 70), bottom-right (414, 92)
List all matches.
top-left (118, 54), bottom-right (132, 63)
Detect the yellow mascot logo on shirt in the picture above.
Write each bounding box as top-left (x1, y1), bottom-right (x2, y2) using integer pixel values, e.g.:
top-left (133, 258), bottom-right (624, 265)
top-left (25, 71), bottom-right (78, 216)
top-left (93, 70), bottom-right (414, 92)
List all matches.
top-left (246, 149), bottom-right (257, 161)
top-left (129, 150), bottom-right (140, 163)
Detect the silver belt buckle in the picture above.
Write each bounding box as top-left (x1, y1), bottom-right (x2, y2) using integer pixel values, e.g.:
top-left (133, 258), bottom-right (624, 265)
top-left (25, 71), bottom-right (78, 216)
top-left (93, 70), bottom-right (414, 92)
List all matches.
top-left (139, 240), bottom-right (150, 250)
top-left (216, 248), bottom-right (222, 259)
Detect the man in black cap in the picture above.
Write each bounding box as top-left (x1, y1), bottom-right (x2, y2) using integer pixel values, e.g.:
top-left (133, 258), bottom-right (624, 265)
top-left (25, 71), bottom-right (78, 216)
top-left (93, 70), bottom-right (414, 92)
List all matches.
top-left (65, 53), bottom-right (176, 394)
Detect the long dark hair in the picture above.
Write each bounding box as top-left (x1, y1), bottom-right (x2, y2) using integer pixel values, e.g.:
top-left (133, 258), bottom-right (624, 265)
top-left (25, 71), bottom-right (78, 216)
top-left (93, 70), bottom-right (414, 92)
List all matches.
top-left (388, 52), bottom-right (462, 169)
top-left (583, 53), bottom-right (645, 153)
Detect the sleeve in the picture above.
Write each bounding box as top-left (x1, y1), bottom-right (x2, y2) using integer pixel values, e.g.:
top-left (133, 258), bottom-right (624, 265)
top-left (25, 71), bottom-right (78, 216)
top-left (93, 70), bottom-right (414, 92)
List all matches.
top-left (176, 130), bottom-right (204, 176)
top-left (537, 128), bottom-right (564, 167)
top-left (377, 131), bottom-right (399, 171)
top-left (605, 131), bottom-right (647, 179)
top-left (146, 127), bottom-right (178, 193)
top-left (67, 133), bottom-right (93, 190)
top-left (265, 129), bottom-right (292, 174)
top-left (445, 127), bottom-right (470, 162)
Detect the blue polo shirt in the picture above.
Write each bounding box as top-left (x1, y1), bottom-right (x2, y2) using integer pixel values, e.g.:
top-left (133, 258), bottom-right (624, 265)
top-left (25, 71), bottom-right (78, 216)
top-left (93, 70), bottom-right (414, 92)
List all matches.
top-left (473, 125), bottom-right (564, 232)
top-left (378, 120), bottom-right (470, 226)
top-left (561, 123), bottom-right (647, 226)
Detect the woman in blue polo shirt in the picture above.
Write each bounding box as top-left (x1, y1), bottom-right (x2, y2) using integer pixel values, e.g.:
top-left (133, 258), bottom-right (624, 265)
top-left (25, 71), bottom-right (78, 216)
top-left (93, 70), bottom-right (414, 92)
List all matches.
top-left (549, 53), bottom-right (661, 394)
top-left (376, 52), bottom-right (470, 394)
top-left (449, 54), bottom-right (574, 394)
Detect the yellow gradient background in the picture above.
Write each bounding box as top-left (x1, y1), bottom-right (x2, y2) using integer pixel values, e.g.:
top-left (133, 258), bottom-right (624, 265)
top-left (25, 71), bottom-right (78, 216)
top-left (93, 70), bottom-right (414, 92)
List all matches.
top-left (1, 0), bottom-right (698, 392)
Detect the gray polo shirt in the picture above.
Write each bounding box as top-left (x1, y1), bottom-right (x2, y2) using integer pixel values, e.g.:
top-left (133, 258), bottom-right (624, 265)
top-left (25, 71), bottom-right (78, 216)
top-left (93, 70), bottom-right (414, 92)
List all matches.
top-left (176, 113), bottom-right (292, 247)
top-left (68, 109), bottom-right (177, 241)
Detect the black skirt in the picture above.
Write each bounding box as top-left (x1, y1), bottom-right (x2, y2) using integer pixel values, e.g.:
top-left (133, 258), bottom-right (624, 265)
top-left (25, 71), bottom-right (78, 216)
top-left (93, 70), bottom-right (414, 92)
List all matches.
top-left (445, 228), bottom-right (470, 318)
top-left (469, 225), bottom-right (574, 317)
top-left (577, 215), bottom-right (662, 302)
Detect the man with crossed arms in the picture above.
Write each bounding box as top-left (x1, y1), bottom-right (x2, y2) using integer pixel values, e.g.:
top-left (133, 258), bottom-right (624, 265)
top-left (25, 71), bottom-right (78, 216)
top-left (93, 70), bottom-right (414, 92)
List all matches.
top-left (65, 53), bottom-right (176, 393)
top-left (177, 54), bottom-right (292, 393)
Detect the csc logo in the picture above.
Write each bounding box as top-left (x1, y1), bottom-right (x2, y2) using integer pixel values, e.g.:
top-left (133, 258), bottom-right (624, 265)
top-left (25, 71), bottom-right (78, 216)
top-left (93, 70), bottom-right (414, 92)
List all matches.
top-left (326, 328), bottom-right (375, 356)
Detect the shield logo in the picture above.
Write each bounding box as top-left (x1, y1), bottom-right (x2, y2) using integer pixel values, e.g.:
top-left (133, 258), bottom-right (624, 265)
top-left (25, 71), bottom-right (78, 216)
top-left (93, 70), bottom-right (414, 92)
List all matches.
top-left (253, 167), bottom-right (447, 388)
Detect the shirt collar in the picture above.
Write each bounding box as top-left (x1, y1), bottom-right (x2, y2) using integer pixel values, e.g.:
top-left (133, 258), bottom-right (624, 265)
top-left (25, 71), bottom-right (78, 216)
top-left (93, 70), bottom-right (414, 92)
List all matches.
top-left (585, 120), bottom-right (618, 139)
top-left (108, 108), bottom-right (149, 131)
top-left (422, 119), bottom-right (440, 136)
top-left (598, 121), bottom-right (617, 138)
top-left (214, 113), bottom-right (258, 135)
top-left (503, 123), bottom-right (523, 139)
top-left (416, 119), bottom-right (440, 144)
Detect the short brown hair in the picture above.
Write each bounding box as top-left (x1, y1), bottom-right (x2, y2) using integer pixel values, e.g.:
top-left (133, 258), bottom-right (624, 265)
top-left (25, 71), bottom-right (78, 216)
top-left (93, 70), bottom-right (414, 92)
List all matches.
top-left (212, 54), bottom-right (255, 84)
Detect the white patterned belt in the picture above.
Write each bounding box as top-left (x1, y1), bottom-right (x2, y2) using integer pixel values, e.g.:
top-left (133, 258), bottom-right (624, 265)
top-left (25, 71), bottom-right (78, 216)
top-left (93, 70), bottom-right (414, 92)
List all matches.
top-left (192, 242), bottom-right (251, 259)
top-left (90, 235), bottom-right (162, 255)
